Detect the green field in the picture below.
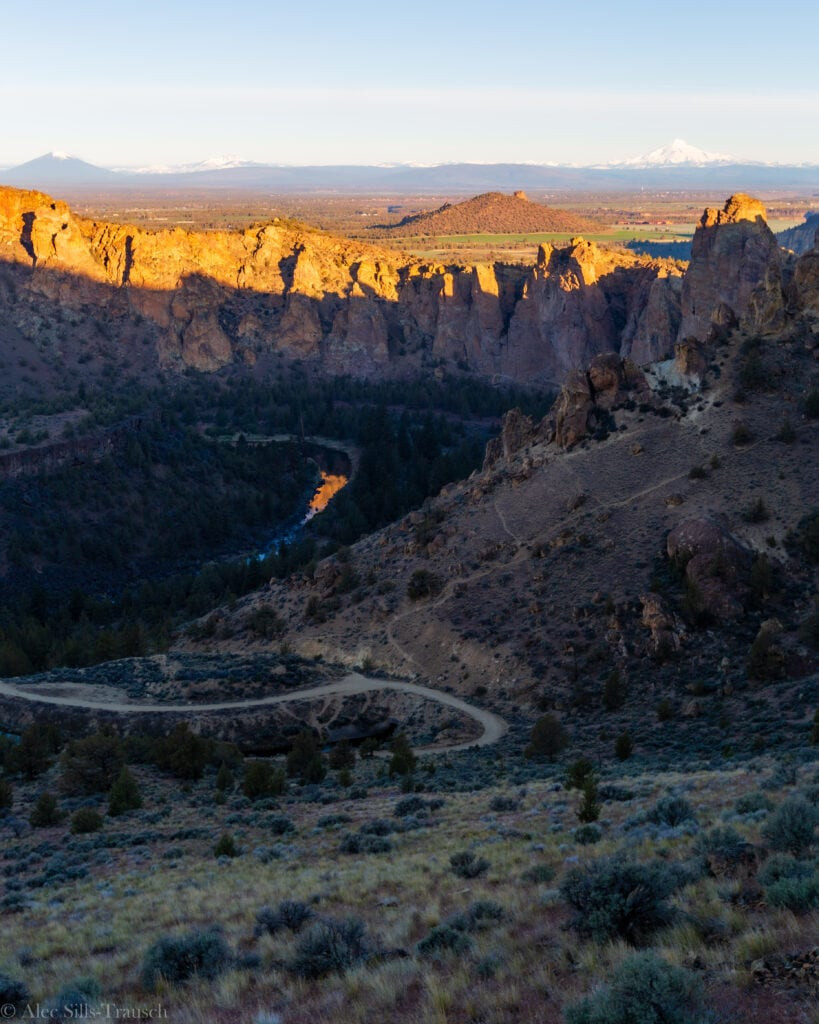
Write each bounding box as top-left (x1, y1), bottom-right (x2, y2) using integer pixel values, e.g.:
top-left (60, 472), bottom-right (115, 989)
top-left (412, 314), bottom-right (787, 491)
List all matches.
top-left (393, 227), bottom-right (695, 248)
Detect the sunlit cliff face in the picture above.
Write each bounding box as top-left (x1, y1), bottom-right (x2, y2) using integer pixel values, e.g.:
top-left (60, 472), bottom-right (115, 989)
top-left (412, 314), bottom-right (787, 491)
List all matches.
top-left (305, 471), bottom-right (348, 520)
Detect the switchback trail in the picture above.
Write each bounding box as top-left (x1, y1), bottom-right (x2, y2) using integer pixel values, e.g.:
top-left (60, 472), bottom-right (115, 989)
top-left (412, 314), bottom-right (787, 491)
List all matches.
top-left (0, 672), bottom-right (507, 755)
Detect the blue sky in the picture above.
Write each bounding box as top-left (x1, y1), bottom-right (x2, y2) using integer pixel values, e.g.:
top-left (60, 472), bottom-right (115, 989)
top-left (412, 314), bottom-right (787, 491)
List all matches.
top-left (2, 0), bottom-right (817, 166)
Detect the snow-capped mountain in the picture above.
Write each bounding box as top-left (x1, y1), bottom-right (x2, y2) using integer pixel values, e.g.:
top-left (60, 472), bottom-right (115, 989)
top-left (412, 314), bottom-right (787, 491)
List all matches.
top-left (614, 139), bottom-right (735, 168)
top-left (0, 152), bottom-right (118, 186)
top-left (129, 155), bottom-right (263, 174)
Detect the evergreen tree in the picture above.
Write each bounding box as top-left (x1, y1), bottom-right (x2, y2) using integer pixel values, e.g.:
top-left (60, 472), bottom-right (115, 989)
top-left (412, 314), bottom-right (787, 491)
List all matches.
top-left (525, 714), bottom-right (569, 761)
top-left (108, 766), bottom-right (143, 816)
top-left (578, 776), bottom-right (601, 824)
top-left (30, 792), bottom-right (63, 828)
top-left (388, 734), bottom-right (416, 777)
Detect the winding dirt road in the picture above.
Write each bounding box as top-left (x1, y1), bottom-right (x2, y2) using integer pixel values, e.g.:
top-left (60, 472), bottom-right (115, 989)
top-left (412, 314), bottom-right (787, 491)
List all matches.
top-left (0, 672), bottom-right (507, 755)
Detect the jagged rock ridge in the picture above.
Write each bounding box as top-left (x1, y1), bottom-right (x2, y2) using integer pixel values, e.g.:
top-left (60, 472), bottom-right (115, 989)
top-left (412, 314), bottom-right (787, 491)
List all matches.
top-left (0, 188), bottom-right (816, 386)
top-left (0, 186), bottom-right (680, 382)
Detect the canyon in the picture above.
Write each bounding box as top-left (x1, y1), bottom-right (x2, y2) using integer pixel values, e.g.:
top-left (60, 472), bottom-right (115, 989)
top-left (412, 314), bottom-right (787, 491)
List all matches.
top-left (3, 188), bottom-right (814, 391)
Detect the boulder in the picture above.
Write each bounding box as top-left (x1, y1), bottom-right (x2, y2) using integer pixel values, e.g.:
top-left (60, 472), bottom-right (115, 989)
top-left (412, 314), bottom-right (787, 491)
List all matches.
top-left (551, 353), bottom-right (651, 448)
top-left (667, 516), bottom-right (753, 620)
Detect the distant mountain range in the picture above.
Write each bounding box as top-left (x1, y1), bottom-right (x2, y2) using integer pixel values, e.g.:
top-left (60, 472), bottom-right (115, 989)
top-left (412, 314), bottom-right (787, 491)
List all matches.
top-left (607, 139), bottom-right (735, 169)
top-left (1, 143), bottom-right (817, 193)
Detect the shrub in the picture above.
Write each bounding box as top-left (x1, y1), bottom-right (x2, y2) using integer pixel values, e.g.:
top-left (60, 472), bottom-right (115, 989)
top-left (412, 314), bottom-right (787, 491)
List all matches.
top-left (578, 777), bottom-right (601, 824)
top-left (614, 732), bottom-right (633, 761)
top-left (214, 832), bottom-right (238, 858)
top-left (743, 497), bottom-right (769, 524)
top-left (735, 791), bottom-right (773, 815)
top-left (339, 832), bottom-right (391, 854)
top-left (805, 388), bottom-right (819, 418)
top-left (762, 798), bottom-right (817, 856)
top-left (8, 723), bottom-right (61, 779)
top-left (60, 731), bottom-right (124, 795)
top-left (0, 777), bottom-right (12, 811)
top-left (566, 758), bottom-right (595, 790)
top-left (602, 668), bottom-right (627, 711)
top-left (359, 818), bottom-right (394, 836)
top-left (394, 795), bottom-right (426, 817)
top-left (108, 766), bottom-right (142, 816)
top-left (461, 900), bottom-right (504, 930)
top-left (328, 741), bottom-right (355, 771)
top-left (215, 762), bottom-right (234, 792)
top-left (0, 972), bottom-right (29, 1012)
top-left (522, 864), bottom-right (556, 884)
top-left (450, 850), bottom-right (490, 879)
top-left (30, 792), bottom-right (63, 828)
top-left (764, 872), bottom-right (819, 913)
top-left (564, 951), bottom-right (703, 1024)
top-left (688, 464), bottom-right (707, 479)
top-left (268, 814), bottom-right (295, 836)
top-left (388, 733), bottom-right (416, 777)
top-left (648, 795), bottom-right (695, 827)
top-left (246, 604), bottom-right (285, 639)
top-left (286, 731), bottom-right (325, 783)
top-left (51, 977), bottom-right (101, 1019)
top-left (417, 924), bottom-right (473, 957)
top-left (656, 698), bottom-right (674, 722)
top-left (489, 794), bottom-right (520, 813)
top-left (142, 929), bottom-right (231, 990)
top-left (255, 900), bottom-right (314, 936)
top-left (70, 808), bottom-right (103, 835)
top-left (561, 858), bottom-right (679, 943)
top-left (731, 421), bottom-right (753, 445)
top-left (243, 760), bottom-right (285, 800)
top-left (155, 724), bottom-right (209, 781)
top-left (407, 569), bottom-right (442, 600)
top-left (776, 416), bottom-right (796, 443)
top-left (757, 854), bottom-right (814, 887)
top-left (525, 714), bottom-right (569, 760)
top-left (696, 826), bottom-right (752, 874)
top-left (575, 824), bottom-right (602, 845)
top-left (289, 918), bottom-right (367, 978)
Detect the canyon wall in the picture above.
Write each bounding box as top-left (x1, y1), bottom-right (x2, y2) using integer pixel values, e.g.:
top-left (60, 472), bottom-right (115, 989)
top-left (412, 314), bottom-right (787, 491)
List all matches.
top-left (1, 187), bottom-right (815, 385)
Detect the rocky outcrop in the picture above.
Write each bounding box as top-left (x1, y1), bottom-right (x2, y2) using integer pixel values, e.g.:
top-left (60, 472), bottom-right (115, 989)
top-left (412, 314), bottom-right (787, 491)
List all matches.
top-left (0, 185), bottom-right (683, 384)
top-left (777, 212), bottom-right (819, 256)
top-left (674, 337), bottom-right (708, 379)
top-left (791, 239), bottom-right (819, 347)
top-left (0, 417), bottom-right (145, 479)
top-left (640, 593), bottom-right (685, 658)
top-left (482, 408), bottom-right (550, 469)
top-left (551, 353), bottom-right (651, 448)
top-left (502, 241), bottom-right (682, 383)
top-left (667, 516), bottom-right (753, 621)
top-left (624, 274), bottom-right (683, 365)
top-left (678, 194), bottom-right (785, 343)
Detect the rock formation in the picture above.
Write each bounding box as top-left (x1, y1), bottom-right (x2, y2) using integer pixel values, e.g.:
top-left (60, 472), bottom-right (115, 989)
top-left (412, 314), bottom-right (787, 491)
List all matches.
top-left (678, 194), bottom-right (786, 343)
top-left (777, 212), bottom-right (819, 256)
top-left (0, 185), bottom-right (682, 383)
top-left (666, 516), bottom-right (753, 621)
top-left (550, 353), bottom-right (652, 448)
top-left (2, 186), bottom-right (815, 388)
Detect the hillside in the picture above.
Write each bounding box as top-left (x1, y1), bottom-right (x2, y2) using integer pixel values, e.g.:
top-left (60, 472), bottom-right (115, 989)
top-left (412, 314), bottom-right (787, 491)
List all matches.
top-left (381, 190), bottom-right (599, 236)
top-left (0, 194), bottom-right (816, 1024)
top-left (186, 192), bottom-right (819, 731)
